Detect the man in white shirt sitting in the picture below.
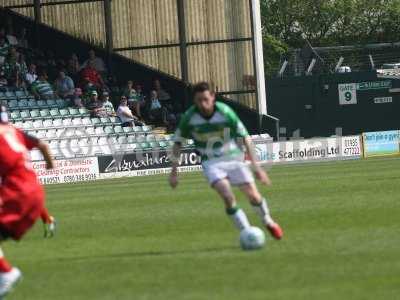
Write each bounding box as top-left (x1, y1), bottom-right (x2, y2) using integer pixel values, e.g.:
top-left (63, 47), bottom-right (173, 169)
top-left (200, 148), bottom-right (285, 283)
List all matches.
top-left (117, 96), bottom-right (143, 127)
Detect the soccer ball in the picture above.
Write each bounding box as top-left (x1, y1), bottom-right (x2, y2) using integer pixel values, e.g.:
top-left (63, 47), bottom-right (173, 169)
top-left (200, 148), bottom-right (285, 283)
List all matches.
top-left (239, 226), bottom-right (266, 250)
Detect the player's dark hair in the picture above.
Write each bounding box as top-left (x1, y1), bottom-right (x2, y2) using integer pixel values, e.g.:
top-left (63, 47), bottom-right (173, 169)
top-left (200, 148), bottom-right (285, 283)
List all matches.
top-left (192, 82), bottom-right (213, 95)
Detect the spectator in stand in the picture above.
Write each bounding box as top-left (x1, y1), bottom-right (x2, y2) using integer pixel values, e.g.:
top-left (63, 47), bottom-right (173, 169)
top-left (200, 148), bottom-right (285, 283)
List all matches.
top-left (80, 60), bottom-right (105, 89)
top-left (101, 91), bottom-right (115, 116)
top-left (153, 79), bottom-right (178, 130)
top-left (153, 78), bottom-right (172, 105)
top-left (135, 84), bottom-right (146, 103)
top-left (86, 90), bottom-right (99, 109)
top-left (82, 77), bottom-right (98, 99)
top-left (15, 53), bottom-right (27, 88)
top-left (72, 88), bottom-right (84, 108)
top-left (86, 90), bottom-right (106, 117)
top-left (4, 47), bottom-right (18, 63)
top-left (31, 71), bottom-right (55, 100)
top-left (135, 83), bottom-right (147, 116)
top-left (18, 53), bottom-right (28, 75)
top-left (18, 28), bottom-right (28, 49)
top-left (147, 90), bottom-right (167, 126)
top-left (123, 80), bottom-right (137, 99)
top-left (25, 63), bottom-right (37, 86)
top-left (123, 80), bottom-right (142, 119)
top-left (67, 53), bottom-right (81, 83)
top-left (82, 49), bottom-right (106, 75)
top-left (54, 69), bottom-right (75, 100)
top-left (117, 96), bottom-right (143, 127)
top-left (6, 28), bottom-right (18, 46)
top-left (0, 38), bottom-right (10, 65)
top-left (2, 47), bottom-right (22, 87)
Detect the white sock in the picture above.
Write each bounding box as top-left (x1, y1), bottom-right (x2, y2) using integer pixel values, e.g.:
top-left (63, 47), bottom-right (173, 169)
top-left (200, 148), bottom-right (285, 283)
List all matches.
top-left (226, 207), bottom-right (250, 231)
top-left (252, 198), bottom-right (274, 226)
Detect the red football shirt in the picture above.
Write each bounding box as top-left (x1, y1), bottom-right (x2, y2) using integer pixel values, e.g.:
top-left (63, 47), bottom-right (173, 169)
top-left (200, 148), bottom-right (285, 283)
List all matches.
top-left (80, 66), bottom-right (102, 87)
top-left (0, 124), bottom-right (40, 198)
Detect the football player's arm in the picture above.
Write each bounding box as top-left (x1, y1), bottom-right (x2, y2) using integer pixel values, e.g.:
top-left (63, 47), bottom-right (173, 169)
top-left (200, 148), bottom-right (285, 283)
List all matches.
top-left (41, 207), bottom-right (56, 238)
top-left (228, 108), bottom-right (271, 186)
top-left (169, 116), bottom-right (190, 188)
top-left (243, 136), bottom-right (271, 186)
top-left (37, 141), bottom-right (54, 170)
top-left (243, 136), bottom-right (260, 169)
top-left (244, 136), bottom-right (271, 185)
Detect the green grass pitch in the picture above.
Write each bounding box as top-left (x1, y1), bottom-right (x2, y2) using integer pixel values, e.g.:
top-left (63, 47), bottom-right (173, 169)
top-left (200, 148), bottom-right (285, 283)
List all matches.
top-left (4, 158), bottom-right (400, 300)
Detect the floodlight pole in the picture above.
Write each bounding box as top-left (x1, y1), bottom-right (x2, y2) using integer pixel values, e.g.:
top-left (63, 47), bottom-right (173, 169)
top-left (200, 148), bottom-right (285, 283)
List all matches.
top-left (33, 0), bottom-right (41, 23)
top-left (33, 0), bottom-right (41, 48)
top-left (177, 0), bottom-right (190, 109)
top-left (103, 0), bottom-right (114, 72)
top-left (250, 0), bottom-right (267, 116)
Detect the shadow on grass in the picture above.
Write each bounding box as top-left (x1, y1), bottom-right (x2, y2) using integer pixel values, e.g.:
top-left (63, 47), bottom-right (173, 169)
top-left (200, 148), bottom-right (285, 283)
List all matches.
top-left (54, 246), bottom-right (239, 263)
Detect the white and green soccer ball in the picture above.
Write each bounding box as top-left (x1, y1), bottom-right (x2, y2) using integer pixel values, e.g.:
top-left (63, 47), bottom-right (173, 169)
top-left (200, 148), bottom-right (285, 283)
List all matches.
top-left (239, 226), bottom-right (266, 250)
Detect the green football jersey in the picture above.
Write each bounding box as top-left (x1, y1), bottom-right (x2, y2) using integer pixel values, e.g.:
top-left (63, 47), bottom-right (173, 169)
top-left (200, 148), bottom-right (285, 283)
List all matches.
top-left (174, 102), bottom-right (249, 161)
top-left (31, 80), bottom-right (54, 96)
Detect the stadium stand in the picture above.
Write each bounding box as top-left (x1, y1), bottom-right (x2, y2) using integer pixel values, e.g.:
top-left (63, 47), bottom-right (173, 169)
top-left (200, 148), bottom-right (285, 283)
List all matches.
top-left (0, 17), bottom-right (188, 161)
top-left (2, 87), bottom-right (177, 161)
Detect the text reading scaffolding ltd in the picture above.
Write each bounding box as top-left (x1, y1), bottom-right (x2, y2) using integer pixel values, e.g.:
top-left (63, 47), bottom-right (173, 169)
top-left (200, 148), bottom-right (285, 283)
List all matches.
top-left (279, 147), bottom-right (340, 159)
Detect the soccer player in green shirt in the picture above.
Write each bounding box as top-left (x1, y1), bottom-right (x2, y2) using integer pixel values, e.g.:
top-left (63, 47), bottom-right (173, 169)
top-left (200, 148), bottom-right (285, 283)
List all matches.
top-left (169, 82), bottom-right (283, 240)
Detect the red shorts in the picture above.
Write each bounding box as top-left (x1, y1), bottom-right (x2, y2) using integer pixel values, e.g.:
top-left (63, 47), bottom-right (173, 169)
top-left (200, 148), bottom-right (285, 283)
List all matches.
top-left (0, 185), bottom-right (45, 240)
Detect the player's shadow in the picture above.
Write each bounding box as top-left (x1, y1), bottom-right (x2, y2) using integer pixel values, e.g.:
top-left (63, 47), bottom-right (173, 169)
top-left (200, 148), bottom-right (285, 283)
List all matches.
top-left (55, 246), bottom-right (238, 263)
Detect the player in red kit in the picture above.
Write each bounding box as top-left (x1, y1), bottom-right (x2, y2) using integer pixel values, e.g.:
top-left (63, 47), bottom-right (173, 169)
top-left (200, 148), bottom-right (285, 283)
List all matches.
top-left (0, 105), bottom-right (56, 297)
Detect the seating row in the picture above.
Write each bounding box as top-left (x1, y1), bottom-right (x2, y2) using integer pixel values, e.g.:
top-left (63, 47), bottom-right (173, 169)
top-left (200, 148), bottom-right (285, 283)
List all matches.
top-left (5, 98), bottom-right (69, 110)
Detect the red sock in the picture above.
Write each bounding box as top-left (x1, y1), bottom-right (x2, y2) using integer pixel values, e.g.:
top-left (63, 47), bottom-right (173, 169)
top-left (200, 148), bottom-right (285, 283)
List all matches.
top-left (41, 208), bottom-right (52, 224)
top-left (0, 257), bottom-right (12, 273)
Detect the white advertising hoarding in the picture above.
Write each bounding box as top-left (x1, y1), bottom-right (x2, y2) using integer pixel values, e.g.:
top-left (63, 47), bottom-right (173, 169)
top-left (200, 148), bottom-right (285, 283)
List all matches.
top-left (33, 136), bottom-right (362, 185)
top-left (33, 157), bottom-right (99, 185)
top-left (255, 136), bottom-right (362, 164)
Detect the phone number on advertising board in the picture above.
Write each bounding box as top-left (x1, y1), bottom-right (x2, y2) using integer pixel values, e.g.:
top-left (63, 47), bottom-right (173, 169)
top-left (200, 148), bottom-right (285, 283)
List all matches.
top-left (343, 138), bottom-right (361, 155)
top-left (39, 174), bottom-right (97, 184)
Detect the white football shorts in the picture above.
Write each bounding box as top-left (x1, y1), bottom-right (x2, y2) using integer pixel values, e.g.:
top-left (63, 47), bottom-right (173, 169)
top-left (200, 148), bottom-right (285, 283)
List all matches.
top-left (202, 157), bottom-right (254, 186)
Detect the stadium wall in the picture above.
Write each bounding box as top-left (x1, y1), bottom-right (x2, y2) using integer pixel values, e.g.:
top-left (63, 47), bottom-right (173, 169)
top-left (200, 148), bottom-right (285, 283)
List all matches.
top-left (267, 72), bottom-right (400, 138)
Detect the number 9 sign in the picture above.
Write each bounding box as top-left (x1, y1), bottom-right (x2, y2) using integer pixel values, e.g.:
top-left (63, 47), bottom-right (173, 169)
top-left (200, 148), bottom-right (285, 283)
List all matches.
top-left (338, 83), bottom-right (357, 105)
